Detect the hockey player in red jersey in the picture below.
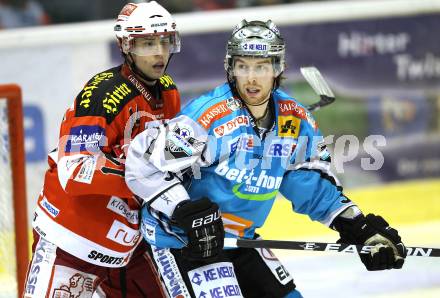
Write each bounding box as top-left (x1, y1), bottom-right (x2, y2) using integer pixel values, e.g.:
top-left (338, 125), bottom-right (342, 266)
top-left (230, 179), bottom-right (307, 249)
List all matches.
top-left (23, 2), bottom-right (180, 297)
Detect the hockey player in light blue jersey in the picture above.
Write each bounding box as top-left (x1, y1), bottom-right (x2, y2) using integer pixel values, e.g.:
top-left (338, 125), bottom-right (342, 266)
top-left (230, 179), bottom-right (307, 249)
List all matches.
top-left (125, 19), bottom-right (406, 298)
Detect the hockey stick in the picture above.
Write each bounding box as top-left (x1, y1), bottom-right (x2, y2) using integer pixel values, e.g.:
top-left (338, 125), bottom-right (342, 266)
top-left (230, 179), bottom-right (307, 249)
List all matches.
top-left (224, 238), bottom-right (440, 257)
top-left (300, 66), bottom-right (335, 112)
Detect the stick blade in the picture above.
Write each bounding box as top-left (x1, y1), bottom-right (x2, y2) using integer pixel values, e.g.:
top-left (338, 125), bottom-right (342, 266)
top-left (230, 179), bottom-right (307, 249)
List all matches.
top-left (300, 66), bottom-right (335, 98)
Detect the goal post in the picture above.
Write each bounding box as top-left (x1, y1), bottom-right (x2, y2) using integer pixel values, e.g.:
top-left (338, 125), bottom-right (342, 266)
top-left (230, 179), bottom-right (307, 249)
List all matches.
top-left (0, 84), bottom-right (29, 298)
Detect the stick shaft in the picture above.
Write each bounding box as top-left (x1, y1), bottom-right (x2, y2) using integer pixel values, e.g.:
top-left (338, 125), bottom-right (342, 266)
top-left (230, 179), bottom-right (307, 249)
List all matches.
top-left (224, 238), bottom-right (440, 257)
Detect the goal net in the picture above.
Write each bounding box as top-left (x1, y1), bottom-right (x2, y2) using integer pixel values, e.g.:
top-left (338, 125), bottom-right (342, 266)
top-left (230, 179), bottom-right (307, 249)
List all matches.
top-left (0, 85), bottom-right (28, 298)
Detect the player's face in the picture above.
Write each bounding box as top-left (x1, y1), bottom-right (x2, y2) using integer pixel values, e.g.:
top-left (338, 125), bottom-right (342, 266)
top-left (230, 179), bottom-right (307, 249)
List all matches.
top-left (233, 57), bottom-right (275, 105)
top-left (131, 35), bottom-right (171, 80)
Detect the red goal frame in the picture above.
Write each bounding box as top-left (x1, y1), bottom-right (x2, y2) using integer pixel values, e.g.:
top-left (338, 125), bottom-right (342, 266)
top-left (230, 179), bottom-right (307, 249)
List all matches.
top-left (0, 84), bottom-right (29, 297)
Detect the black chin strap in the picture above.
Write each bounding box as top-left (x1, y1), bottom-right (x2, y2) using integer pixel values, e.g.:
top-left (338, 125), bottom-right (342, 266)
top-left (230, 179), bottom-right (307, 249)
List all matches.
top-left (125, 52), bottom-right (175, 84)
top-left (126, 53), bottom-right (157, 84)
top-left (241, 94), bottom-right (270, 107)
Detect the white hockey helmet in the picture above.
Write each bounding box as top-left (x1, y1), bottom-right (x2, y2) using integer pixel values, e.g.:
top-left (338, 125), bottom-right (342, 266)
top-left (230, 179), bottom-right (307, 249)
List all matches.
top-left (114, 1), bottom-right (180, 56)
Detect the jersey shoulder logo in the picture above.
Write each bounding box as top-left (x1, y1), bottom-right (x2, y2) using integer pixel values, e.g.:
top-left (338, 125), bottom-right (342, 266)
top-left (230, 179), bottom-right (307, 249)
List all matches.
top-left (277, 116), bottom-right (301, 138)
top-left (197, 97), bottom-right (242, 130)
top-left (159, 74), bottom-right (177, 91)
top-left (75, 66), bottom-right (139, 123)
top-left (277, 99), bottom-right (307, 119)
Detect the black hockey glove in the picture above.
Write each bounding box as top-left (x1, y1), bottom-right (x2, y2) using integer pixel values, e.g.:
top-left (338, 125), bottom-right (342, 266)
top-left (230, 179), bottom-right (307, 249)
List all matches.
top-left (333, 213), bottom-right (406, 271)
top-left (172, 197), bottom-right (224, 261)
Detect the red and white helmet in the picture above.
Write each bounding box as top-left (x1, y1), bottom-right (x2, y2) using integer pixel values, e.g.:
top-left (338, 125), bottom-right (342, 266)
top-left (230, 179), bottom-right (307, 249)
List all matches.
top-left (114, 1), bottom-right (180, 55)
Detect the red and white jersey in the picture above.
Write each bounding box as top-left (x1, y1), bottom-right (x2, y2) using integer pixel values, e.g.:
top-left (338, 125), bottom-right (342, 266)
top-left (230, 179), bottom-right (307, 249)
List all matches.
top-left (33, 64), bottom-right (180, 267)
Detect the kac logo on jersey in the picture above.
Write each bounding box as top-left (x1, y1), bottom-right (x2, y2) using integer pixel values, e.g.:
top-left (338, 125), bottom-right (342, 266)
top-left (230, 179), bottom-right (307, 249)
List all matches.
top-left (65, 125), bottom-right (105, 153)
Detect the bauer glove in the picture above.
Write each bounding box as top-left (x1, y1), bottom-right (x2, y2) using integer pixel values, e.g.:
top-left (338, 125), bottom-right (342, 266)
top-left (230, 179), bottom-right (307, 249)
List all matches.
top-left (333, 213), bottom-right (406, 271)
top-left (172, 197), bottom-right (224, 261)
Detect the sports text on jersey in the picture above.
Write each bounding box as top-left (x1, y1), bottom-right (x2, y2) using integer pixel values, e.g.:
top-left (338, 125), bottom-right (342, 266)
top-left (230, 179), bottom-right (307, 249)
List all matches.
top-left (87, 250), bottom-right (127, 265)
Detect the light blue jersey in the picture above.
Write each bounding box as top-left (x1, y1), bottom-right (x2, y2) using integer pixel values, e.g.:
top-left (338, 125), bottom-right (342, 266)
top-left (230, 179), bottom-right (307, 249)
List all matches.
top-left (126, 83), bottom-right (354, 248)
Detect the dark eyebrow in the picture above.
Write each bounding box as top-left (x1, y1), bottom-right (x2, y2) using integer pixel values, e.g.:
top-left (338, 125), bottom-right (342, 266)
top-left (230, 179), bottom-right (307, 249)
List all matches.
top-left (235, 58), bottom-right (271, 64)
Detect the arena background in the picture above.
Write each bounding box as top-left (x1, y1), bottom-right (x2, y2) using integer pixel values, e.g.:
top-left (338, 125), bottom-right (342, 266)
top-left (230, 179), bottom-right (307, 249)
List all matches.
top-left (0, 0), bottom-right (439, 297)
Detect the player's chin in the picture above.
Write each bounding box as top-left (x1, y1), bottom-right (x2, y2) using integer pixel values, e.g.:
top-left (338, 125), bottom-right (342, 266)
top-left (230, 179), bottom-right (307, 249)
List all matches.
top-left (246, 95), bottom-right (266, 105)
top-left (147, 69), bottom-right (164, 80)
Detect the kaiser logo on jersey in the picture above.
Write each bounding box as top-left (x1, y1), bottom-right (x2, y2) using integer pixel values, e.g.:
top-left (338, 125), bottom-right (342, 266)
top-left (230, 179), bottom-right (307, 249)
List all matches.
top-left (197, 101), bottom-right (231, 129)
top-left (65, 125), bottom-right (105, 153)
top-left (214, 116), bottom-right (249, 137)
top-left (278, 100), bottom-right (307, 119)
